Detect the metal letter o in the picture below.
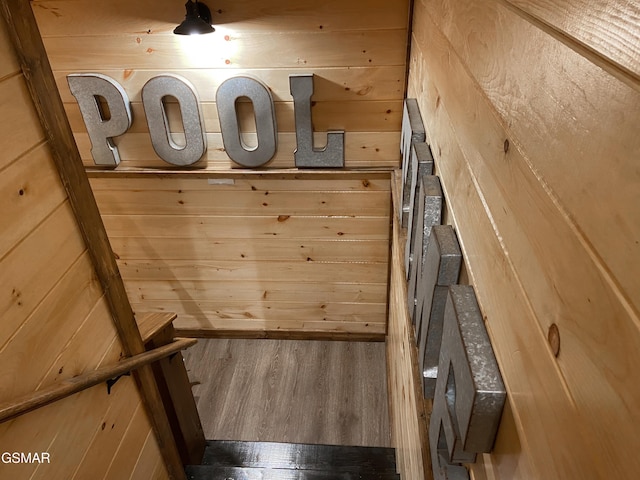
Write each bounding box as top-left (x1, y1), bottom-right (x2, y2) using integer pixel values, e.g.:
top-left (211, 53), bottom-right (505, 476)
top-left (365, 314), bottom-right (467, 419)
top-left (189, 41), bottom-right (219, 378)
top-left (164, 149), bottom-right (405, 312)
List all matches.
top-left (142, 74), bottom-right (207, 166)
top-left (216, 76), bottom-right (278, 168)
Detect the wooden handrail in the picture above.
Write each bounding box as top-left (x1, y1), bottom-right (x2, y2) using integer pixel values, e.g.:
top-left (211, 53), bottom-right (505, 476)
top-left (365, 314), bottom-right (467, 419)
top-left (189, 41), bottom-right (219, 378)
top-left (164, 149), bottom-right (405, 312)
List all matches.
top-left (0, 337), bottom-right (197, 424)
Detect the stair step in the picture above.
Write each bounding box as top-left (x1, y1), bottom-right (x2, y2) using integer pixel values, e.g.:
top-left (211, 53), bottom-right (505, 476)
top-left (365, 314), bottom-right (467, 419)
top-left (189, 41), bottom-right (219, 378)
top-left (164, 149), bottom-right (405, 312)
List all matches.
top-left (186, 465), bottom-right (401, 480)
top-left (199, 440), bottom-right (398, 474)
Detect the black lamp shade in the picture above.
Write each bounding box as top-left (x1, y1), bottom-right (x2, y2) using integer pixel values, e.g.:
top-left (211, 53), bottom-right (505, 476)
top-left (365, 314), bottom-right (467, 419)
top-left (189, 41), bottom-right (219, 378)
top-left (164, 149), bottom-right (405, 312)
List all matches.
top-left (174, 0), bottom-right (215, 35)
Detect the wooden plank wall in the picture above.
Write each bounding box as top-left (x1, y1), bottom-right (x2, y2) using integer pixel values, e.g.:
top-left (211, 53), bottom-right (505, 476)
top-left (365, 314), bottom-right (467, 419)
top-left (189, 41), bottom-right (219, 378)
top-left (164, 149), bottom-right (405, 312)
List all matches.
top-left (33, 0), bottom-right (410, 170)
top-left (408, 1), bottom-right (639, 479)
top-left (0, 18), bottom-right (168, 480)
top-left (88, 172), bottom-right (391, 337)
top-left (31, 0), bottom-right (408, 337)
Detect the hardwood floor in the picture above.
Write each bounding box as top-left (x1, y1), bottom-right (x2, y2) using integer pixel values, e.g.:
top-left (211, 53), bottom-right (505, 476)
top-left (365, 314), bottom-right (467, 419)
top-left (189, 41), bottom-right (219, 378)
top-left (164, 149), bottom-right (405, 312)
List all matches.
top-left (182, 339), bottom-right (391, 448)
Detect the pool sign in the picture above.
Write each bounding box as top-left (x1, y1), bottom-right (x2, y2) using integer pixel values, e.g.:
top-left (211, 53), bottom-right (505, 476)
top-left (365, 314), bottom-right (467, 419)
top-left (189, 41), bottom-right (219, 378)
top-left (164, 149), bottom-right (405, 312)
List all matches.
top-left (67, 73), bottom-right (345, 169)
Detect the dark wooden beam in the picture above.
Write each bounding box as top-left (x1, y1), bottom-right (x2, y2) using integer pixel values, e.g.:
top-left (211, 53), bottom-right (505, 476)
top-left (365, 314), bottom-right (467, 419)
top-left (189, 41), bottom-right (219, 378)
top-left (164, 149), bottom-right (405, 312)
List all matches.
top-left (0, 1), bottom-right (186, 477)
top-left (146, 324), bottom-right (206, 466)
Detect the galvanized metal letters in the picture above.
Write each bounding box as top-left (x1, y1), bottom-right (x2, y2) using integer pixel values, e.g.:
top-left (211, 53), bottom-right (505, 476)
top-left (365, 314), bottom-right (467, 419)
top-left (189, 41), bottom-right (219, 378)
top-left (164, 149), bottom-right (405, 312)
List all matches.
top-left (405, 142), bottom-right (435, 277)
top-left (429, 286), bottom-right (506, 480)
top-left (289, 74), bottom-right (345, 168)
top-left (418, 225), bottom-right (462, 398)
top-left (68, 72), bottom-right (344, 169)
top-left (399, 99), bottom-right (426, 227)
top-left (399, 99), bottom-right (506, 479)
top-left (142, 74), bottom-right (207, 166)
top-left (216, 76), bottom-right (278, 168)
top-left (406, 174), bottom-right (443, 321)
top-left (67, 73), bottom-right (132, 166)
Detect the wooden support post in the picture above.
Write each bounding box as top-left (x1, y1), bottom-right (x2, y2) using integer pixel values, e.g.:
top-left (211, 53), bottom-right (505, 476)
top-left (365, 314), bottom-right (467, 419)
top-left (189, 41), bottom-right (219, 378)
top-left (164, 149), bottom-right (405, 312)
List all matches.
top-left (139, 313), bottom-right (206, 466)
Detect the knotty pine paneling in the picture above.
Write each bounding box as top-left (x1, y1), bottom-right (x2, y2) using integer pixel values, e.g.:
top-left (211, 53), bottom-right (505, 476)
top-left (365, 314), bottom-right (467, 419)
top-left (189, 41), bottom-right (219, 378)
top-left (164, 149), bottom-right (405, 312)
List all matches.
top-left (91, 177), bottom-right (389, 217)
top-left (89, 173), bottom-right (391, 337)
top-left (0, 144), bottom-right (67, 260)
top-left (506, 0), bottom-right (640, 82)
top-left (69, 381), bottom-right (146, 479)
top-left (423, 0), bottom-right (640, 315)
top-left (0, 252), bottom-right (105, 399)
top-left (0, 379), bottom-right (168, 480)
top-left (130, 430), bottom-right (171, 480)
top-left (408, 0), bottom-right (640, 478)
top-left (0, 20), bottom-right (168, 479)
top-left (0, 203), bottom-right (86, 344)
top-left (0, 17), bottom-right (18, 77)
top-left (0, 74), bottom-right (44, 171)
top-left (42, 31), bottom-right (406, 70)
top-left (102, 401), bottom-right (162, 480)
top-left (33, 0), bottom-right (410, 170)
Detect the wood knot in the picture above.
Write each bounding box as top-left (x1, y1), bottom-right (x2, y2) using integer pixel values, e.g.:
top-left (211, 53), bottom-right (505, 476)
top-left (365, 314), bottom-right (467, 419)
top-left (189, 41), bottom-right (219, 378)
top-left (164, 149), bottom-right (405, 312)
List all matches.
top-left (548, 323), bottom-right (560, 357)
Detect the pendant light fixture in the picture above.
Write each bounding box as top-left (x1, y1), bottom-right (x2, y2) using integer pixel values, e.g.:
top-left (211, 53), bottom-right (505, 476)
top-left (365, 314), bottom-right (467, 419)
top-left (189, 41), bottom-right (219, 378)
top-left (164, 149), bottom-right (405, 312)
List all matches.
top-left (174, 0), bottom-right (215, 35)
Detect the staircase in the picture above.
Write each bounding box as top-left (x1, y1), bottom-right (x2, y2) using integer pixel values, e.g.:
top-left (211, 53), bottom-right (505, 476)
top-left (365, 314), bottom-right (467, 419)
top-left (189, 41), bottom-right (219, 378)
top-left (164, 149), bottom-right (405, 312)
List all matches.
top-left (185, 440), bottom-right (401, 479)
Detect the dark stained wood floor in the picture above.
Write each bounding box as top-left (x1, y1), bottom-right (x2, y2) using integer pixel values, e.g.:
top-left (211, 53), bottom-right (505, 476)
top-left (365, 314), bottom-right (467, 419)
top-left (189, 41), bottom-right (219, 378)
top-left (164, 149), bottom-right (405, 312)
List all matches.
top-left (182, 339), bottom-right (390, 448)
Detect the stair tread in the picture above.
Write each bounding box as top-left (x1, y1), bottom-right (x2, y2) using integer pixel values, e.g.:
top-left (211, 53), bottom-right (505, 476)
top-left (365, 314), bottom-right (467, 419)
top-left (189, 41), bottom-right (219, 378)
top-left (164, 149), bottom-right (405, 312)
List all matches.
top-left (200, 440), bottom-right (397, 473)
top-left (185, 465), bottom-right (401, 480)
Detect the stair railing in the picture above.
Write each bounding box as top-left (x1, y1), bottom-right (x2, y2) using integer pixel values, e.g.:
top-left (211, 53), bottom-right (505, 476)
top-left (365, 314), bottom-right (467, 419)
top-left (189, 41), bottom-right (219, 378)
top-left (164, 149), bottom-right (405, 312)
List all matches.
top-left (0, 337), bottom-right (196, 424)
